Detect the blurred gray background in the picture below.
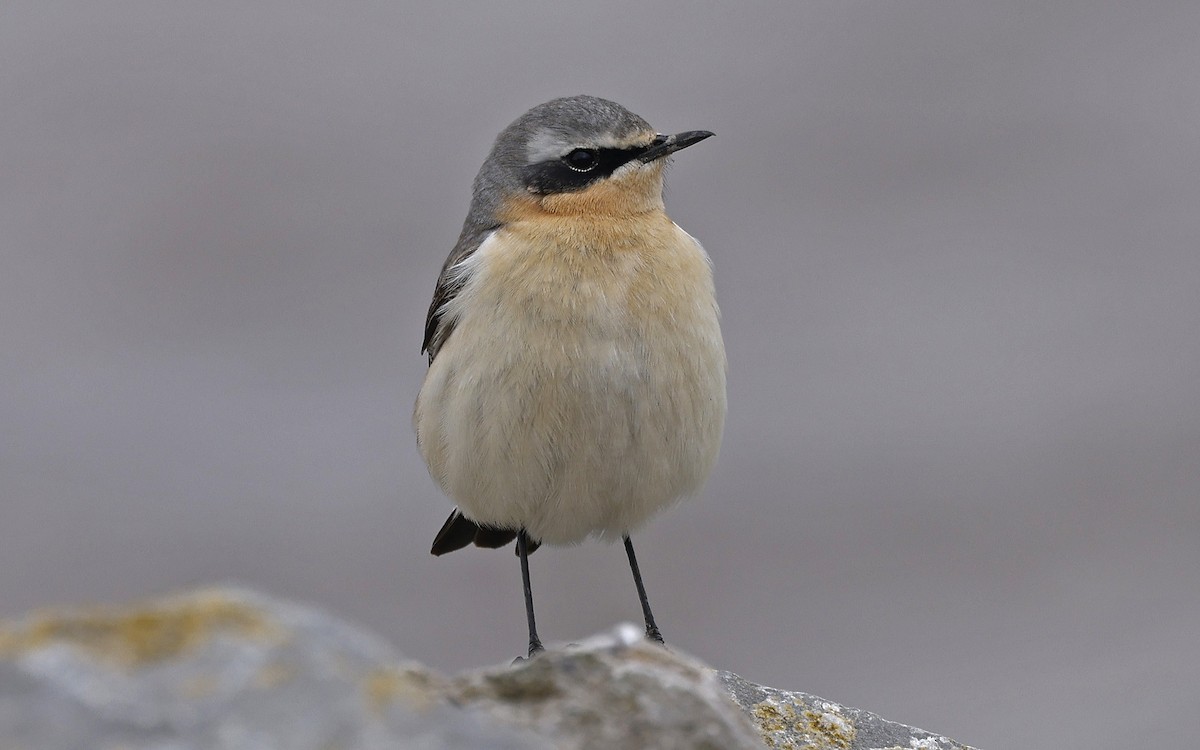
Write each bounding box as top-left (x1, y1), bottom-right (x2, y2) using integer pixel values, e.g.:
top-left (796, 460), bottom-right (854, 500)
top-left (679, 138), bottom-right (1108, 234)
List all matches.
top-left (3, 2), bottom-right (1198, 747)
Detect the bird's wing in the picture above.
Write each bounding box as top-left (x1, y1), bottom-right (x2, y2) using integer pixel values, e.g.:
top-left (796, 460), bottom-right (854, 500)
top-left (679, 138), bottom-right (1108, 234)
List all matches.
top-left (421, 227), bottom-right (497, 364)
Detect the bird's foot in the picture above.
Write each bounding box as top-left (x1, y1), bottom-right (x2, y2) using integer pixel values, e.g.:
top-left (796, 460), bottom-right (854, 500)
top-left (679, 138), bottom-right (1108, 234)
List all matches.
top-left (645, 626), bottom-right (666, 646)
top-left (511, 639), bottom-right (545, 665)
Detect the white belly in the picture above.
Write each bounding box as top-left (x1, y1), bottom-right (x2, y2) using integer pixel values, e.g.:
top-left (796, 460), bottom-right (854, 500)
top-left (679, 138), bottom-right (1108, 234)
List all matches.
top-left (414, 220), bottom-right (726, 545)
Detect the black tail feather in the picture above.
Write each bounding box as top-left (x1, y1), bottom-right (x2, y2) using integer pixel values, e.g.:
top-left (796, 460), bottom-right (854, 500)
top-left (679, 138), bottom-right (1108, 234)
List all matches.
top-left (473, 525), bottom-right (517, 549)
top-left (430, 510), bottom-right (477, 555)
top-left (430, 510), bottom-right (539, 556)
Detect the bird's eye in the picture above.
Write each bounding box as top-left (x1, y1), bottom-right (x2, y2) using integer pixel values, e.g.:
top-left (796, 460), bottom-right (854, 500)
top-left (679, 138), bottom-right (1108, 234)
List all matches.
top-left (564, 149), bottom-right (598, 172)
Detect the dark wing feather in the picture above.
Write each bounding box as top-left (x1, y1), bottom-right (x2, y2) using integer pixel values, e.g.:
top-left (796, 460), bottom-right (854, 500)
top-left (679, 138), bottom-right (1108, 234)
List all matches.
top-left (421, 226), bottom-right (498, 364)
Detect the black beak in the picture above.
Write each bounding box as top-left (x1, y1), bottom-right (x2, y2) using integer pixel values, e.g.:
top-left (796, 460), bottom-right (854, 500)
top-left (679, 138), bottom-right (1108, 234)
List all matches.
top-left (638, 130), bottom-right (714, 163)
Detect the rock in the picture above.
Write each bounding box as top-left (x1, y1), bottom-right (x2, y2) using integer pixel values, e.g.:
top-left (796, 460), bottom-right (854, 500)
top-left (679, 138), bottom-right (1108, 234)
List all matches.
top-left (719, 672), bottom-right (976, 750)
top-left (0, 587), bottom-right (977, 749)
top-left (447, 624), bottom-right (762, 749)
top-left (0, 587), bottom-right (544, 749)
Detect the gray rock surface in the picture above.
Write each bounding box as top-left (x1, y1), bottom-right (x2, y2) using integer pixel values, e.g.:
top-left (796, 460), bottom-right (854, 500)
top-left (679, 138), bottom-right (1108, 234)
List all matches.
top-left (0, 587), bottom-right (976, 749)
top-left (719, 672), bottom-right (976, 750)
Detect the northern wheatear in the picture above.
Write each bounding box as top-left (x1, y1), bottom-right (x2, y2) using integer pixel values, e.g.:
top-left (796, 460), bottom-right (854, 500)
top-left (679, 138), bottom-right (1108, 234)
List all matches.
top-left (415, 95), bottom-right (726, 658)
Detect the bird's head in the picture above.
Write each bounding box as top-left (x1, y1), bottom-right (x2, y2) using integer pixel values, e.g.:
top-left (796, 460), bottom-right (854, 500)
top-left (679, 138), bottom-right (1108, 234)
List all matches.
top-left (472, 95), bottom-right (712, 220)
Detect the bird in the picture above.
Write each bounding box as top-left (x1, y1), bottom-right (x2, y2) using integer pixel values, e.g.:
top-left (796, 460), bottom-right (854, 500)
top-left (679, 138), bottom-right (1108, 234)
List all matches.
top-left (414, 95), bottom-right (726, 659)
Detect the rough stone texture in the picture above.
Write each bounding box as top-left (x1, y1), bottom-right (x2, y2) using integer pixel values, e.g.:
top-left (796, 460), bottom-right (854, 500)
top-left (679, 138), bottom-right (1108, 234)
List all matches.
top-left (0, 587), bottom-right (977, 749)
top-left (448, 624), bottom-right (762, 750)
top-left (0, 587), bottom-right (545, 750)
top-left (719, 672), bottom-right (977, 750)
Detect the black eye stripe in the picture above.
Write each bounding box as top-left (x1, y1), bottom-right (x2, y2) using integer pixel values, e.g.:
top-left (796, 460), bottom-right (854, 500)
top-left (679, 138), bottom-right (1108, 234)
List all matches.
top-left (524, 144), bottom-right (651, 195)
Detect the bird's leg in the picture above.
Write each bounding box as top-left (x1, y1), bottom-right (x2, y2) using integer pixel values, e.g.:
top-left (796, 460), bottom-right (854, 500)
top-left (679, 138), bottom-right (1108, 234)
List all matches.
top-left (517, 529), bottom-right (545, 658)
top-left (623, 535), bottom-right (665, 645)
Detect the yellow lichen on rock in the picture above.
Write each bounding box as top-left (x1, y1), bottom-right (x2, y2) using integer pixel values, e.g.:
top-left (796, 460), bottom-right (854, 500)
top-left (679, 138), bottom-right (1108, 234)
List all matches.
top-left (801, 705), bottom-right (857, 748)
top-left (252, 662), bottom-right (296, 689)
top-left (748, 698), bottom-right (858, 750)
top-left (364, 666), bottom-right (443, 715)
top-left (0, 589), bottom-right (280, 668)
top-left (752, 701), bottom-right (800, 749)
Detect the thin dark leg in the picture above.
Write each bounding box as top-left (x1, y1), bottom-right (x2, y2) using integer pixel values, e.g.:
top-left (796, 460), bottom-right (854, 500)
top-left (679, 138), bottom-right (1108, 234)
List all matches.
top-left (623, 535), bottom-right (665, 644)
top-left (517, 529), bottom-right (544, 658)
